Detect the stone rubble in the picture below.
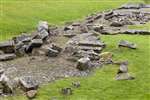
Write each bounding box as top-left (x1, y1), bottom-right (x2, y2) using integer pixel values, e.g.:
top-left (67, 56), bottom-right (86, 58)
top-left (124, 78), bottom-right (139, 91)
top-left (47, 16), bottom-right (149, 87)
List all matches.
top-left (0, 3), bottom-right (149, 96)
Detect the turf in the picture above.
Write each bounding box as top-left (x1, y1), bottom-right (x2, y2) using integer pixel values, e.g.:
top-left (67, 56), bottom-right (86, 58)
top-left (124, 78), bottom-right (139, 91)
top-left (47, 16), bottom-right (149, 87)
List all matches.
top-left (0, 0), bottom-right (150, 100)
top-left (0, 0), bottom-right (143, 40)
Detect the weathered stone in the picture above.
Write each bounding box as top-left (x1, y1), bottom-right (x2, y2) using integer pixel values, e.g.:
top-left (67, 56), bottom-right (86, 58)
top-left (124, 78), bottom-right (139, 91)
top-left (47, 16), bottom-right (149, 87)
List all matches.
top-left (41, 45), bottom-right (59, 57)
top-left (118, 40), bottom-right (137, 49)
top-left (76, 57), bottom-right (91, 71)
top-left (118, 61), bottom-right (128, 73)
top-left (13, 34), bottom-right (31, 44)
top-left (0, 41), bottom-right (15, 53)
top-left (38, 29), bottom-right (49, 40)
top-left (63, 30), bottom-right (76, 38)
top-left (72, 50), bottom-right (100, 60)
top-left (115, 73), bottom-right (135, 80)
top-left (61, 87), bottom-right (73, 95)
top-left (72, 81), bottom-right (80, 88)
top-left (119, 3), bottom-right (146, 9)
top-left (26, 90), bottom-right (37, 99)
top-left (110, 21), bottom-right (123, 27)
top-left (37, 21), bottom-right (49, 32)
top-left (19, 76), bottom-right (39, 91)
top-left (93, 24), bottom-right (104, 32)
top-left (25, 39), bottom-right (43, 53)
top-left (99, 52), bottom-right (113, 63)
top-left (0, 74), bottom-right (13, 94)
top-left (64, 25), bottom-right (74, 31)
top-left (0, 54), bottom-right (16, 61)
top-left (50, 43), bottom-right (62, 52)
top-left (32, 48), bottom-right (46, 56)
top-left (122, 30), bottom-right (150, 35)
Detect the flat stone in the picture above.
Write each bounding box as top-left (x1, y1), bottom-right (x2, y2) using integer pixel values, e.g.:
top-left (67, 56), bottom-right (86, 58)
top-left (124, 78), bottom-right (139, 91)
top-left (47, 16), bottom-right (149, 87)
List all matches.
top-left (0, 54), bottom-right (16, 61)
top-left (115, 73), bottom-right (135, 80)
top-left (38, 29), bottom-right (49, 40)
top-left (118, 61), bottom-right (128, 73)
top-left (76, 57), bottom-right (91, 71)
top-left (26, 90), bottom-right (37, 99)
top-left (19, 76), bottom-right (39, 91)
top-left (119, 3), bottom-right (146, 9)
top-left (122, 30), bottom-right (150, 35)
top-left (25, 39), bottom-right (43, 53)
top-left (0, 41), bottom-right (15, 53)
top-left (118, 40), bottom-right (137, 49)
top-left (13, 34), bottom-right (31, 44)
top-left (37, 21), bottom-right (49, 32)
top-left (110, 21), bottom-right (123, 27)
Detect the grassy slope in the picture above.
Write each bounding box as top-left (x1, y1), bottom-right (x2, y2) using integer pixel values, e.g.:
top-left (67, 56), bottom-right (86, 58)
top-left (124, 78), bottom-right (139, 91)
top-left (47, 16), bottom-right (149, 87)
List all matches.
top-left (0, 0), bottom-right (143, 40)
top-left (0, 0), bottom-right (150, 100)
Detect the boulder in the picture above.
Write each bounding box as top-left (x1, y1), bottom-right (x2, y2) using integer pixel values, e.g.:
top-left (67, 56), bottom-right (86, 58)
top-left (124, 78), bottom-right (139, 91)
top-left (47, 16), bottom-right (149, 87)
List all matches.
top-left (76, 57), bottom-right (91, 71)
top-left (118, 40), bottom-right (137, 49)
top-left (26, 90), bottom-right (37, 99)
top-left (0, 54), bottom-right (16, 61)
top-left (0, 40), bottom-right (15, 53)
top-left (61, 87), bottom-right (73, 95)
top-left (37, 21), bottom-right (49, 32)
top-left (25, 39), bottom-right (43, 53)
top-left (19, 76), bottom-right (39, 91)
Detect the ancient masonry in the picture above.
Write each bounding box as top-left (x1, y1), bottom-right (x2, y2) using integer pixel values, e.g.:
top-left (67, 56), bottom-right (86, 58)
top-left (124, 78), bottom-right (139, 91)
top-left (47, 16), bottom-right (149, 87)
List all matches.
top-left (0, 3), bottom-right (150, 97)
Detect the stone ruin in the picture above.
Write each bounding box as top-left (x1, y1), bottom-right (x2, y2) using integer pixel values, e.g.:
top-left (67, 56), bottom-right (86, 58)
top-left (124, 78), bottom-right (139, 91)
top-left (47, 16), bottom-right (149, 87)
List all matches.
top-left (0, 3), bottom-right (150, 97)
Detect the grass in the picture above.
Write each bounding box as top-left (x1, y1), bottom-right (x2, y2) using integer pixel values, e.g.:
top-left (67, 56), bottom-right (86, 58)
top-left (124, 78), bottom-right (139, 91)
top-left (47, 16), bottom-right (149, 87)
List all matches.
top-left (0, 0), bottom-right (144, 40)
top-left (0, 0), bottom-right (150, 100)
top-left (128, 22), bottom-right (150, 31)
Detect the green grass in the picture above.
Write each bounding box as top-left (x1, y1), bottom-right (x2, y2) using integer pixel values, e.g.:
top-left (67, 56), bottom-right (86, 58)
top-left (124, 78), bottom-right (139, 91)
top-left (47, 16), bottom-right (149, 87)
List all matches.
top-left (0, 0), bottom-right (144, 40)
top-left (1, 0), bottom-right (150, 100)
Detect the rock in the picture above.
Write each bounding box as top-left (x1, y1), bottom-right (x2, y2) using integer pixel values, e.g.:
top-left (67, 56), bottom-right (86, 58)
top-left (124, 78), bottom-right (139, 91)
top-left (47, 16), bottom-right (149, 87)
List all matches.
top-left (13, 34), bottom-right (31, 44)
top-left (32, 48), bottom-right (46, 56)
top-left (115, 73), bottom-right (135, 80)
top-left (61, 87), bottom-right (73, 95)
top-left (26, 90), bottom-right (37, 99)
top-left (118, 40), bottom-right (137, 49)
top-left (76, 57), bottom-right (91, 71)
top-left (0, 40), bottom-right (15, 53)
top-left (119, 3), bottom-right (146, 9)
top-left (37, 21), bottom-right (49, 32)
top-left (93, 24), bottom-right (104, 32)
top-left (38, 29), bottom-right (49, 40)
top-left (99, 52), bottom-right (113, 63)
top-left (118, 61), bottom-right (128, 73)
top-left (122, 30), bottom-right (150, 35)
top-left (110, 21), bottom-right (123, 27)
top-left (0, 68), bottom-right (4, 74)
top-left (63, 30), bottom-right (76, 38)
top-left (19, 76), bottom-right (39, 91)
top-left (64, 25), bottom-right (74, 31)
top-left (25, 39), bottom-right (43, 53)
top-left (72, 81), bottom-right (80, 88)
top-left (72, 50), bottom-right (100, 60)
top-left (50, 43), bottom-right (62, 52)
top-left (0, 54), bottom-right (16, 61)
top-left (0, 74), bottom-right (13, 94)
top-left (47, 48), bottom-right (59, 57)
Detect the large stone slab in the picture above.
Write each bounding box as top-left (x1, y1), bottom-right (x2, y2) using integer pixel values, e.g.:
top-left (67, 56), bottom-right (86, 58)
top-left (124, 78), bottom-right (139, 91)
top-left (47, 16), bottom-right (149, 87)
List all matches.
top-left (0, 41), bottom-right (15, 53)
top-left (118, 40), bottom-right (137, 49)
